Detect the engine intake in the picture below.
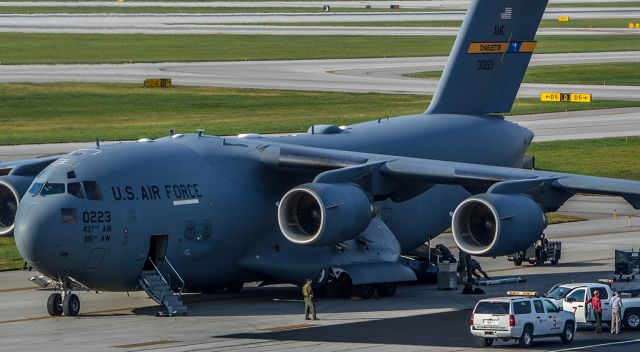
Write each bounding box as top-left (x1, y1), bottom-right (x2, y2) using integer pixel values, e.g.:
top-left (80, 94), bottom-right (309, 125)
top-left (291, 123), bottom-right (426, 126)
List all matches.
top-left (0, 180), bottom-right (21, 237)
top-left (278, 183), bottom-right (372, 246)
top-left (452, 193), bottom-right (545, 257)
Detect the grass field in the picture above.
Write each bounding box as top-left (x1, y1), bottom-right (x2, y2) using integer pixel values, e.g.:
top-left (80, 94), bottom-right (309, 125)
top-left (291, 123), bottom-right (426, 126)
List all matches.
top-left (406, 62), bottom-right (640, 86)
top-left (225, 18), bottom-right (640, 28)
top-left (2, 34), bottom-right (640, 65)
top-left (1, 83), bottom-right (640, 145)
top-left (547, 213), bottom-right (586, 225)
top-left (528, 137), bottom-right (640, 180)
top-left (0, 237), bottom-right (22, 271)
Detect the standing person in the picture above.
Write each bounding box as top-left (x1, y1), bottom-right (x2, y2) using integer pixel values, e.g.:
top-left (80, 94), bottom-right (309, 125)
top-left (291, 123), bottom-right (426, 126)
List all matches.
top-left (611, 291), bottom-right (623, 334)
top-left (458, 250), bottom-right (474, 283)
top-left (302, 278), bottom-right (319, 321)
top-left (589, 290), bottom-right (603, 333)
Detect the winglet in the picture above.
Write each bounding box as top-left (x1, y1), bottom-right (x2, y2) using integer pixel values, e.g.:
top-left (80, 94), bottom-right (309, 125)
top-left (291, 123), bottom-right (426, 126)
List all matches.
top-left (426, 0), bottom-right (548, 115)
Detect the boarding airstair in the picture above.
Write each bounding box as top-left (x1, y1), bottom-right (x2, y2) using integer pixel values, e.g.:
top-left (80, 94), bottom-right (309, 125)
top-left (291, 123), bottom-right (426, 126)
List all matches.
top-left (138, 257), bottom-right (187, 316)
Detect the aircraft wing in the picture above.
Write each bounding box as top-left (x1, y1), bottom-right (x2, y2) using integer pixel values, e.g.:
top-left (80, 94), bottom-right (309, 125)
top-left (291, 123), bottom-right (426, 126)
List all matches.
top-left (260, 143), bottom-right (640, 211)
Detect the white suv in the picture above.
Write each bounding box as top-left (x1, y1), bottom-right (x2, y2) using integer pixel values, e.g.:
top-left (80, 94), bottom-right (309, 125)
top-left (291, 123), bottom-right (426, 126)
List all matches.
top-left (470, 292), bottom-right (577, 347)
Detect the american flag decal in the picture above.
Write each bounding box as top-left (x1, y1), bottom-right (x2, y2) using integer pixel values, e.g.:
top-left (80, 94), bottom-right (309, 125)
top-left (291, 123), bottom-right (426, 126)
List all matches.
top-left (500, 6), bottom-right (513, 20)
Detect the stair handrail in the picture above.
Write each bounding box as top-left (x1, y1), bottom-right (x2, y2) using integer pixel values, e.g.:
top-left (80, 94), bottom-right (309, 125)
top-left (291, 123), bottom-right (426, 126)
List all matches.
top-left (147, 256), bottom-right (170, 299)
top-left (164, 256), bottom-right (185, 295)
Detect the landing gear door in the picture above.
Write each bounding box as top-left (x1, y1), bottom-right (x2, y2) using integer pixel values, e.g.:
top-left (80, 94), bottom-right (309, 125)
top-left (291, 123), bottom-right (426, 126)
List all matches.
top-left (564, 288), bottom-right (587, 323)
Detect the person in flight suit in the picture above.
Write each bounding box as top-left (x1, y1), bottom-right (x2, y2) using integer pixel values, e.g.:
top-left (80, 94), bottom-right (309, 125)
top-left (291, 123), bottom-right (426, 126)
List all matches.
top-left (302, 278), bottom-right (319, 320)
top-left (470, 258), bottom-right (491, 281)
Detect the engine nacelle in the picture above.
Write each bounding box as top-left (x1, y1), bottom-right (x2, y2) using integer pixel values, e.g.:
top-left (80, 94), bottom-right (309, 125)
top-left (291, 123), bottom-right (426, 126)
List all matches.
top-left (0, 176), bottom-right (34, 237)
top-left (278, 183), bottom-right (372, 246)
top-left (452, 193), bottom-right (545, 257)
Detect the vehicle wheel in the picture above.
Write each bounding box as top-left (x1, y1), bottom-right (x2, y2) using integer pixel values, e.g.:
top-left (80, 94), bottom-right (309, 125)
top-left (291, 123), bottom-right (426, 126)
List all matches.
top-left (225, 282), bottom-right (244, 293)
top-left (519, 325), bottom-right (533, 347)
top-left (514, 259), bottom-right (523, 266)
top-left (62, 293), bottom-right (80, 316)
top-left (481, 338), bottom-right (494, 347)
top-left (551, 259), bottom-right (558, 265)
top-left (351, 284), bottom-right (375, 299)
top-left (376, 282), bottom-right (397, 297)
top-left (46, 293), bottom-right (63, 316)
top-left (624, 309), bottom-right (640, 330)
top-left (561, 321), bottom-right (575, 344)
top-left (528, 260), bottom-right (537, 265)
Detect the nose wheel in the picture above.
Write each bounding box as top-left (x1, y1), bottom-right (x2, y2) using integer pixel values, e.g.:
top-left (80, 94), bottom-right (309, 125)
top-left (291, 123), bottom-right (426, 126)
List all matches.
top-left (46, 279), bottom-right (81, 317)
top-left (46, 293), bottom-right (63, 316)
top-left (47, 292), bottom-right (81, 316)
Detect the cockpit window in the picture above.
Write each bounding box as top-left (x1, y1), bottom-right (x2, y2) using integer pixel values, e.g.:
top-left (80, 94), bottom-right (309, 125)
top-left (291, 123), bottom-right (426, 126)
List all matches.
top-left (41, 183), bottom-right (65, 196)
top-left (29, 182), bottom-right (44, 195)
top-left (68, 182), bottom-right (84, 199)
top-left (83, 181), bottom-right (103, 200)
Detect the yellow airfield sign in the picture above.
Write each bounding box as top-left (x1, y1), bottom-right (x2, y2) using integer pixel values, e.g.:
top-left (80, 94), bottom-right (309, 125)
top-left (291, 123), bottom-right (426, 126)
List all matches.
top-left (558, 16), bottom-right (570, 22)
top-left (144, 78), bottom-right (172, 88)
top-left (540, 92), bottom-right (592, 103)
top-left (540, 92), bottom-right (560, 102)
top-left (570, 93), bottom-right (592, 103)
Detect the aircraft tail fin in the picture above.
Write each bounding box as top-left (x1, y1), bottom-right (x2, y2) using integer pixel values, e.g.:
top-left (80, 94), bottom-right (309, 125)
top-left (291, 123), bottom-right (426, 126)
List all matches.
top-left (426, 0), bottom-right (548, 115)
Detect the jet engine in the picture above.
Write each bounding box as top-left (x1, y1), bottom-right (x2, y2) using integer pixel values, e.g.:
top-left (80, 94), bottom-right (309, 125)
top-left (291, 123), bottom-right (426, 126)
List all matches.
top-left (451, 193), bottom-right (545, 257)
top-left (278, 183), bottom-right (373, 246)
top-left (0, 176), bottom-right (34, 237)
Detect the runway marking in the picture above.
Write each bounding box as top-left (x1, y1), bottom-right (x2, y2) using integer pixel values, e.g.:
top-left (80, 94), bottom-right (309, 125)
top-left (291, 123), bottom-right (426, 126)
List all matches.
top-left (550, 338), bottom-right (640, 351)
top-left (0, 306), bottom-right (137, 324)
top-left (112, 340), bottom-right (178, 349)
top-left (0, 294), bottom-right (257, 325)
top-left (0, 286), bottom-right (38, 293)
top-left (489, 257), bottom-right (612, 273)
top-left (259, 323), bottom-right (316, 332)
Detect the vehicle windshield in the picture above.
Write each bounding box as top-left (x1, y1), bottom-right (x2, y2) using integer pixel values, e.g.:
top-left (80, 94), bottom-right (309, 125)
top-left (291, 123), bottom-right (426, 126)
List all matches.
top-left (475, 301), bottom-right (510, 315)
top-left (547, 286), bottom-right (572, 300)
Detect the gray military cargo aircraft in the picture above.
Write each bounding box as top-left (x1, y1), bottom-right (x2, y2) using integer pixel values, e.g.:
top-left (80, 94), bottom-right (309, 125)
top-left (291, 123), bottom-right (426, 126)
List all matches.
top-left (2, 0), bottom-right (640, 316)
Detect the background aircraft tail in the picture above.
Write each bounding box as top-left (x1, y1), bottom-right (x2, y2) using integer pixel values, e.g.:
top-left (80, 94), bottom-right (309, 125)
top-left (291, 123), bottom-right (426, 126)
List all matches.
top-left (426, 0), bottom-right (548, 115)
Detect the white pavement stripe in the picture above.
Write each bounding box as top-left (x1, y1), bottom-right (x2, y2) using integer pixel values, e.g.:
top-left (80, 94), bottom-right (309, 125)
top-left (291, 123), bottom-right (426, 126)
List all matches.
top-left (551, 338), bottom-right (640, 351)
top-left (0, 25), bottom-right (635, 36)
top-left (3, 9), bottom-right (640, 36)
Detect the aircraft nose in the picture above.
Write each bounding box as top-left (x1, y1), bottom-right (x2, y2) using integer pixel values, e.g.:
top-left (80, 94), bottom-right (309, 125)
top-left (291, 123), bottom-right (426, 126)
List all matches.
top-left (14, 201), bottom-right (64, 272)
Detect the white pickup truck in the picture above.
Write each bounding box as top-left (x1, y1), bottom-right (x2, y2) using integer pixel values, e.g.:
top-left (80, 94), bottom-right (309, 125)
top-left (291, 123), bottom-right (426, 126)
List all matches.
top-left (545, 282), bottom-right (640, 330)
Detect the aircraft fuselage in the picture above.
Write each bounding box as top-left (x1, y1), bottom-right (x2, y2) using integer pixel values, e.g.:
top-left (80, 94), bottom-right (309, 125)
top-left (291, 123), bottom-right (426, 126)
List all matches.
top-left (15, 113), bottom-right (533, 291)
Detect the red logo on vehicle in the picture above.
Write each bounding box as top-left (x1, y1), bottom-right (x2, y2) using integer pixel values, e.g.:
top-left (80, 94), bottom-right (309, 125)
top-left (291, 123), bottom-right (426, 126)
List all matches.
top-left (553, 319), bottom-right (557, 327)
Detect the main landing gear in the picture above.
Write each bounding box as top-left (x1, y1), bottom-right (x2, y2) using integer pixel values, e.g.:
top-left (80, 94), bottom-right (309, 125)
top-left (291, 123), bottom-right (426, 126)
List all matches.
top-left (46, 280), bottom-right (81, 317)
top-left (319, 271), bottom-right (398, 299)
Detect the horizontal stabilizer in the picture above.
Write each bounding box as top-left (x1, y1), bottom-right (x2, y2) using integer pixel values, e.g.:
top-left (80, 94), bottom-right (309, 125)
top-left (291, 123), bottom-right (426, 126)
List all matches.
top-left (426, 0), bottom-right (548, 115)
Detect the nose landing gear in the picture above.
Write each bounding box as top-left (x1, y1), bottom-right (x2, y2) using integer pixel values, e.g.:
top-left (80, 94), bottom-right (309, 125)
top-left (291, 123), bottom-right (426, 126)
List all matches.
top-left (46, 279), bottom-right (81, 317)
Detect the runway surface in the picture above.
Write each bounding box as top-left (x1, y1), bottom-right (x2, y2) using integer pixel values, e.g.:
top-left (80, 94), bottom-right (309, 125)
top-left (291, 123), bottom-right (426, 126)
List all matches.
top-left (4, 1), bottom-right (638, 9)
top-left (2, 52), bottom-right (639, 100)
top-left (3, 8), bottom-right (640, 35)
top-left (2, 195), bottom-right (640, 351)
